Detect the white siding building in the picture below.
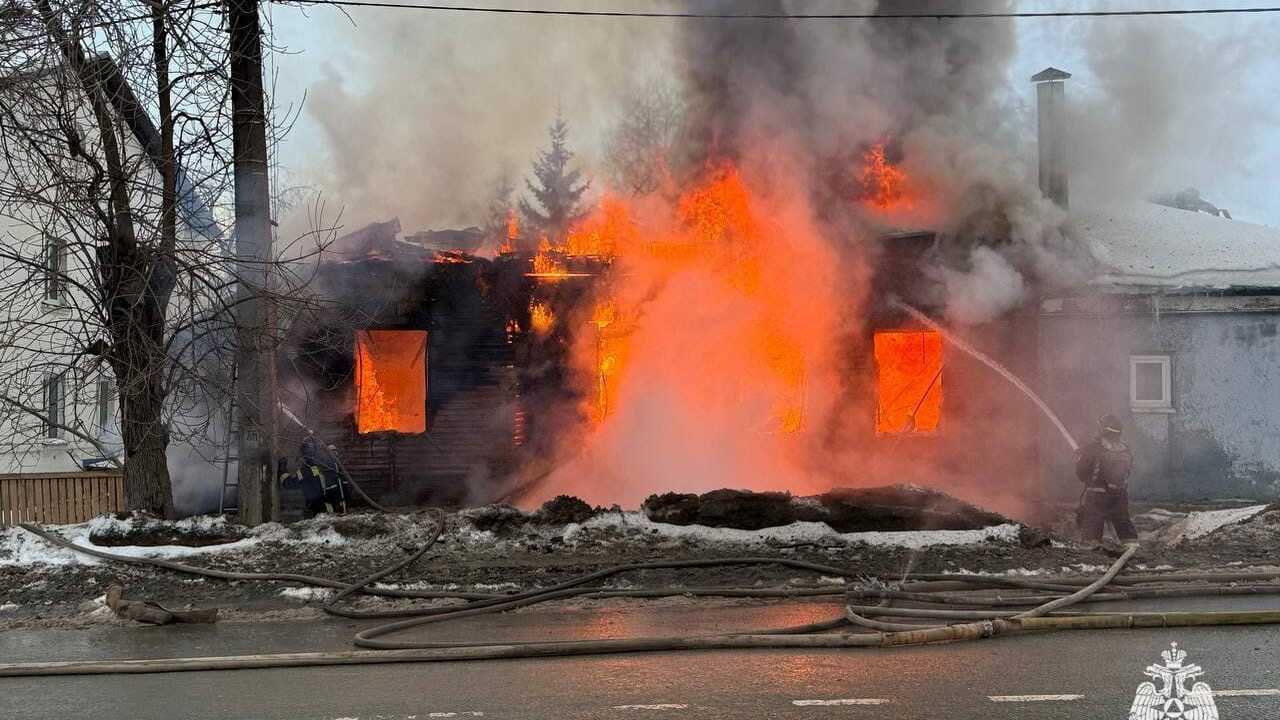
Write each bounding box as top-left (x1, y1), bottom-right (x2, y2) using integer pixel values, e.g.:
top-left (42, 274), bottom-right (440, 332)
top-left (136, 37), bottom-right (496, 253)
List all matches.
top-left (0, 61), bottom-right (227, 484)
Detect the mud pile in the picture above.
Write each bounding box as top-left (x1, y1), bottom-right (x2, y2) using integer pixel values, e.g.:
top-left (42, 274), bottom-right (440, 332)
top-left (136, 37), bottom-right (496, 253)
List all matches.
top-left (642, 485), bottom-right (1010, 533)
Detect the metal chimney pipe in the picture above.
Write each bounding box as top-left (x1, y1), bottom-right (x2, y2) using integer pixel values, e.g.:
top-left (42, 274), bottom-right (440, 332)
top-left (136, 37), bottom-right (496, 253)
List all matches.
top-left (1031, 67), bottom-right (1071, 209)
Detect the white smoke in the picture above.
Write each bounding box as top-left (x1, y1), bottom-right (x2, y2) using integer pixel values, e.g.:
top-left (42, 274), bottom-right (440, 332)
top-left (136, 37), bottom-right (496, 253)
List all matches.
top-left (1068, 16), bottom-right (1276, 213)
top-left (278, 5), bottom-right (679, 237)
top-left (938, 246), bottom-right (1026, 326)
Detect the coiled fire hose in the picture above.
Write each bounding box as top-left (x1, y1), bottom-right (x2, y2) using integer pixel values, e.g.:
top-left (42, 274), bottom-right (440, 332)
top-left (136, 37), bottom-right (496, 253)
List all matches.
top-left (5, 520), bottom-right (1280, 677)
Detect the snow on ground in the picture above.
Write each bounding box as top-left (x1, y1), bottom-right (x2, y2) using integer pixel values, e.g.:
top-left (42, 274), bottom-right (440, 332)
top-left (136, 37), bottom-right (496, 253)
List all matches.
top-left (279, 587), bottom-right (334, 602)
top-left (0, 526), bottom-right (91, 567)
top-left (0, 514), bottom-right (352, 568)
top-left (562, 511), bottom-right (1021, 549)
top-left (85, 512), bottom-right (237, 537)
top-left (953, 563), bottom-right (1114, 577)
top-left (1179, 504), bottom-right (1270, 541)
top-left (470, 582), bottom-right (523, 592)
top-left (2, 507), bottom-right (1022, 571)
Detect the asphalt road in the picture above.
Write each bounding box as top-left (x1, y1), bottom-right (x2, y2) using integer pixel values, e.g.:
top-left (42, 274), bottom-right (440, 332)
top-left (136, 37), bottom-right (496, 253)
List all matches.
top-left (3, 596), bottom-right (1279, 720)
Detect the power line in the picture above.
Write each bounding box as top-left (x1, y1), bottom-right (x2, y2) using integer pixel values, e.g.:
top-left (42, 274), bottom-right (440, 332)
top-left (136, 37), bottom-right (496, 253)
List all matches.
top-left (269, 1), bottom-right (1280, 19)
top-left (2, 3), bottom-right (222, 48)
top-left (2, 1), bottom-right (1272, 44)
top-left (4, 1), bottom-right (1272, 45)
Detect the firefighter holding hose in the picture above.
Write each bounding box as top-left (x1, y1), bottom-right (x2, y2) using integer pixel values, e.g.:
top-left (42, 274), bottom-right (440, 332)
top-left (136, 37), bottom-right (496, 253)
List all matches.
top-left (280, 437), bottom-right (349, 516)
top-left (1075, 414), bottom-right (1138, 544)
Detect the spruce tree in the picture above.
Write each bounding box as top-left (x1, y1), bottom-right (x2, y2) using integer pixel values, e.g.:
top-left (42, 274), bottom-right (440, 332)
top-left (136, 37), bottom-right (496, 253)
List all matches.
top-left (519, 109), bottom-right (590, 246)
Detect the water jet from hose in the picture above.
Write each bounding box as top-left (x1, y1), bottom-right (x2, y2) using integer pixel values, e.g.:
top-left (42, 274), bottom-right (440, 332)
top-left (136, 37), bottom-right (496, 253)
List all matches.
top-left (888, 297), bottom-right (1079, 452)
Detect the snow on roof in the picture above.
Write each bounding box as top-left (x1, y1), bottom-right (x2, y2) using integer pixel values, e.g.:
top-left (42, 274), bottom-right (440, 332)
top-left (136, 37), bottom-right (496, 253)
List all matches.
top-left (1074, 202), bottom-right (1280, 291)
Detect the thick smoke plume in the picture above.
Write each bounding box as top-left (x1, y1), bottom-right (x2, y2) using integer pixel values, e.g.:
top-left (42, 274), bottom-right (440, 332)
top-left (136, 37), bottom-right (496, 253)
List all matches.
top-left (527, 0), bottom-right (1080, 511)
top-left (672, 0), bottom-right (1080, 328)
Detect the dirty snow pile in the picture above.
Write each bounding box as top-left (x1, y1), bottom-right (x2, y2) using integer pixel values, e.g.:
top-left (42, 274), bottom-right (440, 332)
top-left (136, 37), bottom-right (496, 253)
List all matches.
top-left (278, 587), bottom-right (334, 602)
top-left (1, 502), bottom-right (1021, 573)
top-left (0, 513), bottom-right (354, 567)
top-left (555, 512), bottom-right (1021, 550)
top-left (1179, 505), bottom-right (1271, 541)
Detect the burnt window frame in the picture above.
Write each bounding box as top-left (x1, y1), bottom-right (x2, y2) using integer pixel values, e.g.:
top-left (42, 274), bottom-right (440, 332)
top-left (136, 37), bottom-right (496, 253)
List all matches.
top-left (873, 329), bottom-right (944, 436)
top-left (353, 328), bottom-right (429, 435)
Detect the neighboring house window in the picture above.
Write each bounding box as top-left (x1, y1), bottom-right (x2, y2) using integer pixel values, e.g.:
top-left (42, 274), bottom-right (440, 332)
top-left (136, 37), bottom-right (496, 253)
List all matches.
top-left (44, 235), bottom-right (67, 301)
top-left (44, 373), bottom-right (65, 438)
top-left (1130, 355), bottom-right (1172, 411)
top-left (97, 379), bottom-right (115, 429)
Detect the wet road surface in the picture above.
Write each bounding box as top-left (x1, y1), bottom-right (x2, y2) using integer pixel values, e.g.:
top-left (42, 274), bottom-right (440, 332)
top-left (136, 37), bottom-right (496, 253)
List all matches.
top-left (2, 596), bottom-right (1278, 719)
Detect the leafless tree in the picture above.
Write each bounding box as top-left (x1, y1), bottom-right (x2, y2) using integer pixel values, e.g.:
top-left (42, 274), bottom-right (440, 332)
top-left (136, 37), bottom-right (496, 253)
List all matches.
top-left (602, 77), bottom-right (686, 196)
top-left (479, 163), bottom-right (515, 252)
top-left (0, 0), bottom-right (322, 516)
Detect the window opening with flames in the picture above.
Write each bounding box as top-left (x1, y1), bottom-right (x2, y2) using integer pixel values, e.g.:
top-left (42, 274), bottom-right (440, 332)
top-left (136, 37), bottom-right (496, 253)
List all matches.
top-left (355, 329), bottom-right (428, 435)
top-left (874, 330), bottom-right (943, 435)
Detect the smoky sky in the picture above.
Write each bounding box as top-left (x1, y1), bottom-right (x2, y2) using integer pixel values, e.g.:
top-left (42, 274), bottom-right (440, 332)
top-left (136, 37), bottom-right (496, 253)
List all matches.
top-left (1067, 16), bottom-right (1276, 212)
top-left (276, 0), bottom-right (1278, 285)
top-left (283, 4), bottom-right (679, 240)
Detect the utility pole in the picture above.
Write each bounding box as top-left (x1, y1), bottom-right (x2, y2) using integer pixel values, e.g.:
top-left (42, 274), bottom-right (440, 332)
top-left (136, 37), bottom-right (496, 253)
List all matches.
top-left (227, 0), bottom-right (278, 524)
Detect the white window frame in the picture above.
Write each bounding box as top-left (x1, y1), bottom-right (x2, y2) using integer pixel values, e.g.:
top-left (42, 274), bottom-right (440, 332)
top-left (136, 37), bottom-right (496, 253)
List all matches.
top-left (44, 234), bottom-right (67, 303)
top-left (1130, 355), bottom-right (1173, 412)
top-left (44, 372), bottom-right (65, 439)
top-left (97, 378), bottom-right (115, 430)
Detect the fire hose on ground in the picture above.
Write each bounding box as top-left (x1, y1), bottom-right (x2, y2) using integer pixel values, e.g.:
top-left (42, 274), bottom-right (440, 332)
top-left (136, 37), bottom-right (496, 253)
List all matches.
top-left (5, 519), bottom-right (1280, 677)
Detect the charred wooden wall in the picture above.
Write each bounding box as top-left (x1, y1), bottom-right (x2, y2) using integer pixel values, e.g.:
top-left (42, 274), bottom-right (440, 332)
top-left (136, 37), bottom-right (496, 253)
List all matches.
top-left (282, 252), bottom-right (525, 509)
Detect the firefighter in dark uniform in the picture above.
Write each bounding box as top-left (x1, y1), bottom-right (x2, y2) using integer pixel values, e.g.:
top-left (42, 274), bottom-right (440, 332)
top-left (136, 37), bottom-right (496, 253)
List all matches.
top-left (1075, 414), bottom-right (1138, 543)
top-left (281, 438), bottom-right (348, 516)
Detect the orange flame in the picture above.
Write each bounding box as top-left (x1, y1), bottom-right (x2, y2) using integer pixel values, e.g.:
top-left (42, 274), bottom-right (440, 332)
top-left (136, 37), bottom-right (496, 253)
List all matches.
top-left (858, 143), bottom-right (912, 210)
top-left (588, 299), bottom-right (624, 422)
top-left (557, 162), bottom-right (829, 463)
top-left (355, 330), bottom-right (427, 434)
top-left (590, 299), bottom-right (616, 328)
top-left (529, 301), bottom-right (555, 335)
top-left (566, 195), bottom-right (632, 258)
top-left (498, 210), bottom-right (518, 255)
top-left (530, 235), bottom-right (569, 278)
top-left (592, 326), bottom-right (625, 422)
top-left (873, 330), bottom-right (943, 434)
top-left (433, 250), bottom-right (471, 264)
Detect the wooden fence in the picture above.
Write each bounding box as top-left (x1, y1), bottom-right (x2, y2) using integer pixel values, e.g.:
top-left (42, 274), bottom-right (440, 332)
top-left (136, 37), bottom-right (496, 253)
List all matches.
top-left (0, 472), bottom-right (124, 526)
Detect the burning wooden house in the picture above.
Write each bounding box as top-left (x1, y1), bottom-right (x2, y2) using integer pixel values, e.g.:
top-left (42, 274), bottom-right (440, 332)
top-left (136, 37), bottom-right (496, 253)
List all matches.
top-left (279, 65), bottom-right (1279, 517)
top-left (283, 219), bottom-right (525, 507)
